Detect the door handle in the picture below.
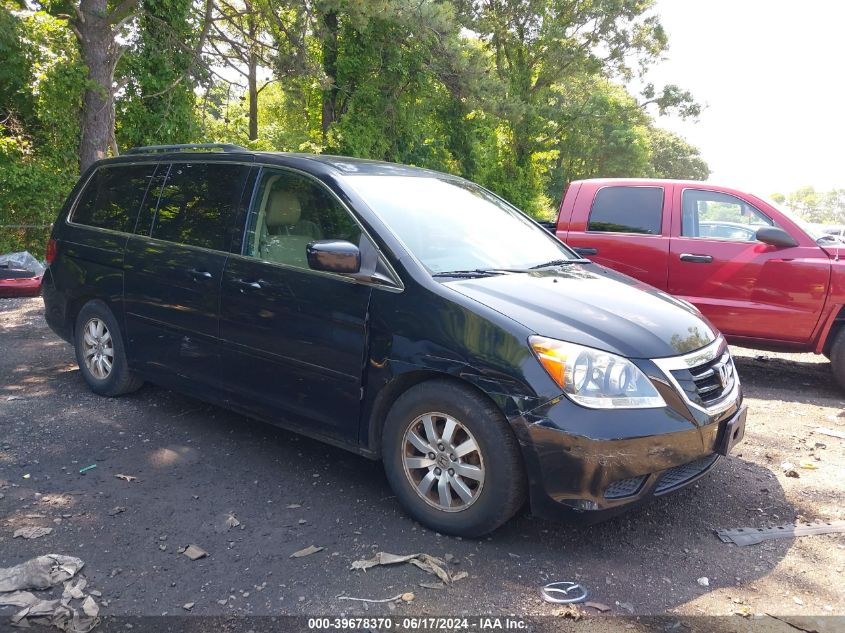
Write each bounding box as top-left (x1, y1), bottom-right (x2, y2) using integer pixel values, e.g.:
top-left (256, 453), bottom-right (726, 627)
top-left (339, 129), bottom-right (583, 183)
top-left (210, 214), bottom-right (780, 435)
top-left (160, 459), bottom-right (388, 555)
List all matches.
top-left (679, 253), bottom-right (713, 264)
top-left (189, 268), bottom-right (213, 280)
top-left (573, 247), bottom-right (598, 256)
top-left (235, 278), bottom-right (263, 291)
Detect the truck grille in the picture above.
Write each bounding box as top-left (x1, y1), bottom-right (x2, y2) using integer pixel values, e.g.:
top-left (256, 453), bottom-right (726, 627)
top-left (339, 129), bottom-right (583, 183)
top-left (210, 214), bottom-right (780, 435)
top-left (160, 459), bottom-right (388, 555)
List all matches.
top-left (670, 351), bottom-right (736, 408)
top-left (654, 454), bottom-right (719, 494)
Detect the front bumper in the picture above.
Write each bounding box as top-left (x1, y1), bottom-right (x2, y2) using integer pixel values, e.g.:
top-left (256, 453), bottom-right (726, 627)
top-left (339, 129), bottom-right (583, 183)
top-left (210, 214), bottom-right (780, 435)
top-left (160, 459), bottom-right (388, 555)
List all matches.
top-left (515, 392), bottom-right (746, 524)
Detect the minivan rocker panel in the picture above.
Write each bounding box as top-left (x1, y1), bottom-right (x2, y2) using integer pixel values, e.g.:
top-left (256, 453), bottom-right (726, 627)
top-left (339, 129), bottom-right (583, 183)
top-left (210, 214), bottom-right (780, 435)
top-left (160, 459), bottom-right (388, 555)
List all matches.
top-left (43, 147), bottom-right (745, 537)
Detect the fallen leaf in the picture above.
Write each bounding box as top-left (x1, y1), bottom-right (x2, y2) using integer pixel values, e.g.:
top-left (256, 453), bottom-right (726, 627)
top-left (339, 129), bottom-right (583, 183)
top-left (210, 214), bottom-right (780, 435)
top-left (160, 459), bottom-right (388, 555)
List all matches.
top-left (419, 582), bottom-right (445, 590)
top-left (13, 526), bottom-right (53, 540)
top-left (182, 545), bottom-right (207, 561)
top-left (290, 545), bottom-right (324, 558)
top-left (108, 506), bottom-right (126, 516)
top-left (115, 474), bottom-right (137, 482)
top-left (451, 571), bottom-right (468, 582)
top-left (585, 601), bottom-right (611, 612)
top-left (800, 463), bottom-right (818, 470)
top-left (400, 592), bottom-right (415, 602)
top-left (224, 514), bottom-right (240, 529)
top-left (183, 602), bottom-right (195, 611)
top-left (287, 504), bottom-right (302, 509)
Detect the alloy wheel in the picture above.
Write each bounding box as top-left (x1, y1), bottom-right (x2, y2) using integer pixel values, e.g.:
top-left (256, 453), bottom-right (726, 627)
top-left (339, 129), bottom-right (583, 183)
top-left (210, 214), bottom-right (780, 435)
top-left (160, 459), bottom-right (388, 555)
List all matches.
top-left (82, 318), bottom-right (114, 380)
top-left (401, 412), bottom-right (485, 512)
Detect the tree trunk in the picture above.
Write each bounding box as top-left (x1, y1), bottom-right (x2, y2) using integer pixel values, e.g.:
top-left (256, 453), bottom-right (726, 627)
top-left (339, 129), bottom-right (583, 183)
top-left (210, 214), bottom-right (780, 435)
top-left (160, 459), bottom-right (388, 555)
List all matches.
top-left (320, 9), bottom-right (339, 143)
top-left (247, 9), bottom-right (258, 141)
top-left (248, 53), bottom-right (258, 141)
top-left (77, 0), bottom-right (118, 172)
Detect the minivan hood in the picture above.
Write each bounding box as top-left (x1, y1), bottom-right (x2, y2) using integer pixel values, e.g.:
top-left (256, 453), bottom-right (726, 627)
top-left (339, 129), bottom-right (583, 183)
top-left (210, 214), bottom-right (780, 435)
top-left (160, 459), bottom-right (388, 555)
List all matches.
top-left (444, 264), bottom-right (717, 359)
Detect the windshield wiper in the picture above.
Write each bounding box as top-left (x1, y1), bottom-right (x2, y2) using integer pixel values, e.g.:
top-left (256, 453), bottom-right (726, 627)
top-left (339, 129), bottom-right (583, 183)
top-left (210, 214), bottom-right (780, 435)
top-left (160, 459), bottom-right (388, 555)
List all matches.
top-left (432, 269), bottom-right (508, 278)
top-left (528, 258), bottom-right (592, 269)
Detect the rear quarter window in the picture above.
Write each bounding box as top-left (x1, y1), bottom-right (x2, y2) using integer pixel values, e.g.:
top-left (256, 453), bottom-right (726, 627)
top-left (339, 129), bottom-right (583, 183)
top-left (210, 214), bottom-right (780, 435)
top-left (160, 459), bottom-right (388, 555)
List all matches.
top-left (71, 164), bottom-right (158, 232)
top-left (141, 162), bottom-right (250, 251)
top-left (587, 186), bottom-right (664, 235)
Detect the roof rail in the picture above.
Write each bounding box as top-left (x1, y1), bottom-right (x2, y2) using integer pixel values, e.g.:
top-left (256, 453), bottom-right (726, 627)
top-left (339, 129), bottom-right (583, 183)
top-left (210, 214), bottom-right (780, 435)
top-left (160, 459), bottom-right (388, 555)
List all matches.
top-left (124, 143), bottom-right (249, 155)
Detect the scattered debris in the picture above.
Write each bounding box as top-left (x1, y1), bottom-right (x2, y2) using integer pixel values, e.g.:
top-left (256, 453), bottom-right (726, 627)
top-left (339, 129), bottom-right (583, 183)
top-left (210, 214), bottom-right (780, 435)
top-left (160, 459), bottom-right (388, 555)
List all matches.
top-left (286, 504), bottom-right (302, 509)
top-left (697, 577), bottom-right (710, 587)
top-left (584, 601), bottom-right (611, 612)
top-left (401, 592), bottom-right (414, 602)
top-left (0, 556), bottom-right (84, 593)
top-left (182, 545), bottom-right (208, 561)
top-left (800, 463), bottom-right (818, 470)
top-left (6, 395), bottom-right (21, 401)
top-left (182, 602), bottom-right (195, 611)
top-left (350, 552), bottom-right (467, 584)
top-left (78, 464), bottom-right (97, 474)
top-left (13, 526), bottom-right (53, 540)
top-left (716, 520), bottom-right (845, 546)
top-left (107, 506), bottom-right (126, 516)
top-left (0, 555), bottom-right (97, 633)
top-left (115, 474), bottom-right (138, 482)
top-left (551, 604), bottom-right (583, 620)
top-left (615, 601), bottom-right (634, 614)
top-left (22, 474), bottom-right (30, 479)
top-left (338, 593), bottom-right (406, 604)
top-left (814, 427), bottom-right (845, 440)
top-left (290, 545), bottom-right (324, 558)
top-left (224, 514), bottom-right (240, 530)
top-left (419, 581), bottom-right (445, 590)
top-left (541, 581), bottom-right (588, 604)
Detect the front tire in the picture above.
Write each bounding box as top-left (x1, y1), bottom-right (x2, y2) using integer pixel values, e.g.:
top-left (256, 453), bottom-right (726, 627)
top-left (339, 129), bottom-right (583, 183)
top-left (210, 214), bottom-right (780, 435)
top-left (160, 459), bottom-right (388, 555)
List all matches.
top-left (382, 380), bottom-right (526, 537)
top-left (74, 300), bottom-right (143, 397)
top-left (830, 327), bottom-right (845, 391)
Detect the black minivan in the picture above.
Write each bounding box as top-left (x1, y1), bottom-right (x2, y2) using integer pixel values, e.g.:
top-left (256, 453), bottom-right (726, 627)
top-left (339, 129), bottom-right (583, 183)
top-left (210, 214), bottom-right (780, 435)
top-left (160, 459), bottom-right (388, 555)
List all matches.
top-left (43, 144), bottom-right (747, 536)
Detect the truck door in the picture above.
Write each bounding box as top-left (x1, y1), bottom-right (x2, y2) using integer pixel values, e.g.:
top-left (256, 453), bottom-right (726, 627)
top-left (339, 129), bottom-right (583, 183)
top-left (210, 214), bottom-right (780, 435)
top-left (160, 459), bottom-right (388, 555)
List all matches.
top-left (667, 187), bottom-right (830, 344)
top-left (564, 183), bottom-right (672, 290)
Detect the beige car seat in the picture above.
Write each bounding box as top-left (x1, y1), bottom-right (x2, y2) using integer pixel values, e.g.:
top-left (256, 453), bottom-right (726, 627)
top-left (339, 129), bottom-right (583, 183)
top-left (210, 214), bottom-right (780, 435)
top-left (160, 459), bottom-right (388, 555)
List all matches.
top-left (259, 190), bottom-right (322, 267)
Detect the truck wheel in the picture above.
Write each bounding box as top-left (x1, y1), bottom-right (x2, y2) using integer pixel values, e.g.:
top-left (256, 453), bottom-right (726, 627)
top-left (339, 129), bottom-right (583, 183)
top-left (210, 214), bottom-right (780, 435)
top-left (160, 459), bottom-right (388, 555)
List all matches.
top-left (74, 300), bottom-right (143, 397)
top-left (382, 379), bottom-right (526, 537)
top-left (830, 327), bottom-right (845, 390)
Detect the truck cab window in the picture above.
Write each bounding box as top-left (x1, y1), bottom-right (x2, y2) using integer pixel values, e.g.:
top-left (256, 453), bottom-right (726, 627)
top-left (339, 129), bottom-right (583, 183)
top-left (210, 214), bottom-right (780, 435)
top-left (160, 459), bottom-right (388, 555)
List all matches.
top-left (587, 186), bottom-right (663, 235)
top-left (682, 190), bottom-right (773, 241)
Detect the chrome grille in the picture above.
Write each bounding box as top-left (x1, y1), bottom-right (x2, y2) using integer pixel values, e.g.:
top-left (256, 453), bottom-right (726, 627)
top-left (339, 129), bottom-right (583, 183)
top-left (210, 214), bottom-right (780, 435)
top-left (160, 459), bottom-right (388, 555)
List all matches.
top-left (670, 350), bottom-right (736, 408)
top-left (654, 454), bottom-right (719, 494)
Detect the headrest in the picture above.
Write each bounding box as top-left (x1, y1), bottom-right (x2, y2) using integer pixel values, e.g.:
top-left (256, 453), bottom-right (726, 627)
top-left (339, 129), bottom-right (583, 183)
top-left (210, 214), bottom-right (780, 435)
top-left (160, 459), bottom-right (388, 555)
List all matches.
top-left (266, 190), bottom-right (301, 226)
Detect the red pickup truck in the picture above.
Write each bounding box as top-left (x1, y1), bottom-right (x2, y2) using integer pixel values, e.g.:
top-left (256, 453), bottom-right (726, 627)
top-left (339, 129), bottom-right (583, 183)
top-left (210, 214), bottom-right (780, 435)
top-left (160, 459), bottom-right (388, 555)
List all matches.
top-left (549, 178), bottom-right (845, 388)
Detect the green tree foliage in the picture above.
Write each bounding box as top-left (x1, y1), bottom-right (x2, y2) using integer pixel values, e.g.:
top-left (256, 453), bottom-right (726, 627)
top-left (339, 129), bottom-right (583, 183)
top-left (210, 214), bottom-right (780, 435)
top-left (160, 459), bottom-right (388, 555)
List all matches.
top-left (0, 10), bottom-right (84, 257)
top-left (2, 0), bottom-right (714, 257)
top-left (117, 0), bottom-right (199, 148)
top-left (771, 187), bottom-right (845, 224)
top-left (647, 127), bottom-right (710, 180)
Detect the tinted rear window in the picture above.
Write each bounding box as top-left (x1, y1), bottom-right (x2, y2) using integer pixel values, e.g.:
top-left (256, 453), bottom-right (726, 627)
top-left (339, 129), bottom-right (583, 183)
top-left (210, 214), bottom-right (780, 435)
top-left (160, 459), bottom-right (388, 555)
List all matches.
top-left (144, 162), bottom-right (250, 251)
top-left (71, 164), bottom-right (158, 232)
top-left (587, 186), bottom-right (664, 235)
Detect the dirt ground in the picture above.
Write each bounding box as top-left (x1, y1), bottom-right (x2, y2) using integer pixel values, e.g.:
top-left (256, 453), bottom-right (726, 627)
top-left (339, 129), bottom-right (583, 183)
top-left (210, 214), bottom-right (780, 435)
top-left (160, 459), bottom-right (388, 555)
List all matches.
top-left (1, 296), bottom-right (844, 631)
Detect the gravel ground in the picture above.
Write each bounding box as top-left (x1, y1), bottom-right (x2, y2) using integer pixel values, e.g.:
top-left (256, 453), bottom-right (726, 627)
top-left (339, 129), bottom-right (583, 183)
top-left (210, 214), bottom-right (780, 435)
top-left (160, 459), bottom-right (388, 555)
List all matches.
top-left (1, 296), bottom-right (843, 630)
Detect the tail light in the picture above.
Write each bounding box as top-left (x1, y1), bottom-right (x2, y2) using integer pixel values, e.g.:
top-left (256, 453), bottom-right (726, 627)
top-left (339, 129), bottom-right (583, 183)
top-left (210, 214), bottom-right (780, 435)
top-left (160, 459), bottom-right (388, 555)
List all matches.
top-left (45, 238), bottom-right (57, 265)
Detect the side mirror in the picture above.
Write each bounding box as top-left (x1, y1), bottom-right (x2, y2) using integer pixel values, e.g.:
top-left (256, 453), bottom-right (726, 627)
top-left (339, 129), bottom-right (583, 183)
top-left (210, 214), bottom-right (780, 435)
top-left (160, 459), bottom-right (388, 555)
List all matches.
top-left (756, 226), bottom-right (798, 248)
top-left (306, 239), bottom-right (361, 274)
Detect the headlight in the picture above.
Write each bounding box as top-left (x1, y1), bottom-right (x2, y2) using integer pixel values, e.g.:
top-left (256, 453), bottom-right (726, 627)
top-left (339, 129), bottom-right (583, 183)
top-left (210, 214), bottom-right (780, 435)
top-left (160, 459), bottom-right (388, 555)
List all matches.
top-left (529, 335), bottom-right (665, 409)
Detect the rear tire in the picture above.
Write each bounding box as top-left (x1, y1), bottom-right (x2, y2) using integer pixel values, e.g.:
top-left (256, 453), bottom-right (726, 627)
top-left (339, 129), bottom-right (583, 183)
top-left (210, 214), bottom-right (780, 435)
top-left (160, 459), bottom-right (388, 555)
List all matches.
top-left (382, 379), bottom-right (526, 537)
top-left (74, 300), bottom-right (143, 397)
top-left (830, 327), bottom-right (845, 391)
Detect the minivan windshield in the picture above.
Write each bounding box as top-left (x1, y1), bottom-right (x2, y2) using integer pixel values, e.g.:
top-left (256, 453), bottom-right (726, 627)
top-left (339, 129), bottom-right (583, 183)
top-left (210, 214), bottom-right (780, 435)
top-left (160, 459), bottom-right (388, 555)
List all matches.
top-left (345, 175), bottom-right (579, 274)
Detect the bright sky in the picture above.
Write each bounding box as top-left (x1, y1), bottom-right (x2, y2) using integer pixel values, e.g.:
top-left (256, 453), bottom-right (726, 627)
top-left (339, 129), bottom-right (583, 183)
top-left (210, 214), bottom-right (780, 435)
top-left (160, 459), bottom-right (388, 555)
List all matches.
top-left (643, 0), bottom-right (845, 196)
